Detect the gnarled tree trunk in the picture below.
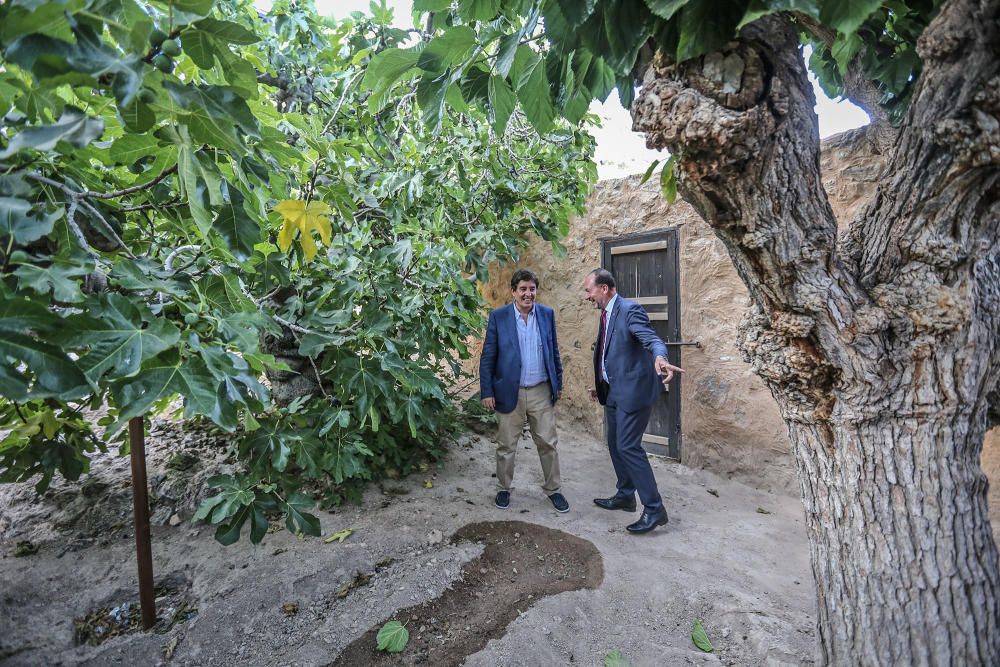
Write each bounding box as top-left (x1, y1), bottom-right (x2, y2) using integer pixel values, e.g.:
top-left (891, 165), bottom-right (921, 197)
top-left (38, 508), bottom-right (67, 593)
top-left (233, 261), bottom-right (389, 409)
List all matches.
top-left (631, 0), bottom-right (1000, 663)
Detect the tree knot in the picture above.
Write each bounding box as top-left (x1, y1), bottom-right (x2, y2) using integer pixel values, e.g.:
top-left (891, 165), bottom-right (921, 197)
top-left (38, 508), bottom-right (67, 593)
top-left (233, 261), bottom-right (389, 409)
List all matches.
top-left (932, 111), bottom-right (1000, 168)
top-left (915, 9), bottom-right (970, 61)
top-left (872, 274), bottom-right (969, 335)
top-left (770, 311), bottom-right (815, 337)
top-left (738, 307), bottom-right (838, 416)
top-left (632, 74), bottom-right (773, 179)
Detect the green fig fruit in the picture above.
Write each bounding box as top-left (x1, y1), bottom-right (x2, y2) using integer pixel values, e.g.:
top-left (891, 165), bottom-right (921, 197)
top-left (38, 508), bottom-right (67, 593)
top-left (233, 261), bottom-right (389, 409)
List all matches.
top-left (149, 28), bottom-right (168, 47)
top-left (184, 313), bottom-right (199, 326)
top-left (152, 54), bottom-right (173, 73)
top-left (161, 38), bottom-right (181, 57)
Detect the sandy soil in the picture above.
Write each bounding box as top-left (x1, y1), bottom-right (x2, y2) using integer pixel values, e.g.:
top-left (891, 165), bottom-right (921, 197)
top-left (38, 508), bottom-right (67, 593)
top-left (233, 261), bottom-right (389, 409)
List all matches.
top-left (0, 421), bottom-right (816, 666)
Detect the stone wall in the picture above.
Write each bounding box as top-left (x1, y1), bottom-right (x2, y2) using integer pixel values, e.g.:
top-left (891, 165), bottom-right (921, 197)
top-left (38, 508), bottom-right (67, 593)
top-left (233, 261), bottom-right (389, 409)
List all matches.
top-left (472, 126), bottom-right (1000, 510)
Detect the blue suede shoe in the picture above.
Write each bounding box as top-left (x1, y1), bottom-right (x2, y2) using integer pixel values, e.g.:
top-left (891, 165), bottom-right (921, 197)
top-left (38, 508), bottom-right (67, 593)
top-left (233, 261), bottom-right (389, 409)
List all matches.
top-left (495, 490), bottom-right (510, 509)
top-left (548, 492), bottom-right (569, 513)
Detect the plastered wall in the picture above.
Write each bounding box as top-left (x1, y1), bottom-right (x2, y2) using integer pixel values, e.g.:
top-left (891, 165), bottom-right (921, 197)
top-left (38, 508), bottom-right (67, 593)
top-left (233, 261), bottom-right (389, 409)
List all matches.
top-left (471, 126), bottom-right (1000, 513)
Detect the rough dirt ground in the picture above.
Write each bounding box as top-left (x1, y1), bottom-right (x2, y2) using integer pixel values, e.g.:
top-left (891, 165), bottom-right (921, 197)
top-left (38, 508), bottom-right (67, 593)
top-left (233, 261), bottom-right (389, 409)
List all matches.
top-left (1, 420), bottom-right (816, 666)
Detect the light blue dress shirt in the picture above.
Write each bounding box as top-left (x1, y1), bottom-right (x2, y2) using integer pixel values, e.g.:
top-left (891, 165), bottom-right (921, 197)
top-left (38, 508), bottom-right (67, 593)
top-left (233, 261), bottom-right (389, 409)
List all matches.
top-left (601, 294), bottom-right (618, 383)
top-left (515, 304), bottom-right (548, 387)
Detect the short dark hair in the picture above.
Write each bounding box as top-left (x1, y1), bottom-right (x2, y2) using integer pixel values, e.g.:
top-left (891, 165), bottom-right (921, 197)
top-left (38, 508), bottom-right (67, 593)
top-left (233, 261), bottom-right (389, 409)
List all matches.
top-left (589, 268), bottom-right (616, 289)
top-left (510, 269), bottom-right (539, 290)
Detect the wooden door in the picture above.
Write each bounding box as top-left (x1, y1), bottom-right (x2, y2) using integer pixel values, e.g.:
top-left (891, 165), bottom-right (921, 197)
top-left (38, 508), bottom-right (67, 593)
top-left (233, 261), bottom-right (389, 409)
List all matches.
top-left (600, 228), bottom-right (682, 458)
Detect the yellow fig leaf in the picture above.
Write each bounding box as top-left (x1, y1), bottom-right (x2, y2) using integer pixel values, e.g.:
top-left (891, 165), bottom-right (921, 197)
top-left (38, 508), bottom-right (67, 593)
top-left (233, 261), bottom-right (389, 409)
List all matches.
top-left (273, 199), bottom-right (333, 261)
top-left (276, 220), bottom-right (295, 253)
top-left (324, 527), bottom-right (353, 544)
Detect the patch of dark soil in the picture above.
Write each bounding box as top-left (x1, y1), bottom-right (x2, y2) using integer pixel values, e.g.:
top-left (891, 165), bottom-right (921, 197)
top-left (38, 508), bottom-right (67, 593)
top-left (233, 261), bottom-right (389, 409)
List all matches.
top-left (72, 572), bottom-right (197, 646)
top-left (330, 520), bottom-right (604, 667)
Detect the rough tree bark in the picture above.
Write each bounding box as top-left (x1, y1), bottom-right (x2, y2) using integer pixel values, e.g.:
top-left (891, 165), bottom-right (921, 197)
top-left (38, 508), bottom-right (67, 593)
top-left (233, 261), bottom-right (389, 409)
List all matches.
top-left (631, 0), bottom-right (1000, 664)
top-left (260, 327), bottom-right (323, 405)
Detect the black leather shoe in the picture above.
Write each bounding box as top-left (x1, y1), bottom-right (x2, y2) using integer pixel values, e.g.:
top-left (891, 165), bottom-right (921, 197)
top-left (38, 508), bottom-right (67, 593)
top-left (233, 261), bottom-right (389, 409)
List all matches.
top-left (626, 509), bottom-right (669, 534)
top-left (593, 495), bottom-right (637, 512)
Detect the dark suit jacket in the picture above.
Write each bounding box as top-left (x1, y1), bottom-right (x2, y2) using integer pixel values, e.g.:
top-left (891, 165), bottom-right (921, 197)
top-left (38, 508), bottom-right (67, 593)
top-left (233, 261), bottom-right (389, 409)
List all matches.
top-left (594, 296), bottom-right (669, 413)
top-left (479, 303), bottom-right (563, 414)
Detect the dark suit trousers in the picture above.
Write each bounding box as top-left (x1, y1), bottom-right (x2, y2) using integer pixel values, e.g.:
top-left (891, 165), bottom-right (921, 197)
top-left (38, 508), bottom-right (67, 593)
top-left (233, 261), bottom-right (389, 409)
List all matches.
top-left (604, 394), bottom-right (663, 512)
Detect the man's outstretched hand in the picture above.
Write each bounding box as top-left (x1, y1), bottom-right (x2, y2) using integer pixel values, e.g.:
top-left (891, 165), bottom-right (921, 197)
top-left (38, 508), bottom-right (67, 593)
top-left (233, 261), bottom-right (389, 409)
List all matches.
top-left (654, 356), bottom-right (685, 384)
top-left (481, 396), bottom-right (496, 411)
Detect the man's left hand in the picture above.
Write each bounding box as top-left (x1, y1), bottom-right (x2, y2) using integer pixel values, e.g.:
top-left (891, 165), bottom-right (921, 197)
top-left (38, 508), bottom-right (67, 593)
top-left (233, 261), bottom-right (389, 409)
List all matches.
top-left (654, 356), bottom-right (685, 383)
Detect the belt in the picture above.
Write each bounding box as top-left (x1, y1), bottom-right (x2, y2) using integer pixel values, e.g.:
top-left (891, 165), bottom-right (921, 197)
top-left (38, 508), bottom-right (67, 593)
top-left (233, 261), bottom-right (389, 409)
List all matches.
top-left (520, 380), bottom-right (549, 389)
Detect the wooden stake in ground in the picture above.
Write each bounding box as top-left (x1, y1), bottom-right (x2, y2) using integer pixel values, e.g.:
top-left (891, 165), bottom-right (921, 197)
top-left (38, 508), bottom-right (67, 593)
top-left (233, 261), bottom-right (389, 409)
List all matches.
top-left (128, 416), bottom-right (156, 630)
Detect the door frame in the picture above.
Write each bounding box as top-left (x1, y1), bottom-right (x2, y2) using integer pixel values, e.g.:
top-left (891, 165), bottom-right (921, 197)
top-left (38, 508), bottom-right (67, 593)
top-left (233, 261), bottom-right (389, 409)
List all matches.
top-left (600, 226), bottom-right (682, 459)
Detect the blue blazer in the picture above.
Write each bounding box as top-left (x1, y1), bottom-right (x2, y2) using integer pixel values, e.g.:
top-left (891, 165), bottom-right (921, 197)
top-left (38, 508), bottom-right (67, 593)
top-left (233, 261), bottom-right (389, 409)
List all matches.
top-left (479, 303), bottom-right (563, 414)
top-left (594, 296), bottom-right (669, 413)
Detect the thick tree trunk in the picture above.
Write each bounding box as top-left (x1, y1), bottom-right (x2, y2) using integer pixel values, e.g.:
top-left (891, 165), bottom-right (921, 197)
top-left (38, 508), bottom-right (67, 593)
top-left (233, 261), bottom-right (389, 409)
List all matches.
top-left (632, 0), bottom-right (1000, 663)
top-left (789, 413), bottom-right (997, 663)
top-left (260, 327), bottom-right (322, 405)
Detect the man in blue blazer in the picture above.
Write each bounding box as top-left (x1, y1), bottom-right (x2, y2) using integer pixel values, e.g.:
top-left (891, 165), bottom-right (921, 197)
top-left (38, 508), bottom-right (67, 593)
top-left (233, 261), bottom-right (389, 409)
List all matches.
top-left (480, 269), bottom-right (568, 513)
top-left (583, 268), bottom-right (683, 534)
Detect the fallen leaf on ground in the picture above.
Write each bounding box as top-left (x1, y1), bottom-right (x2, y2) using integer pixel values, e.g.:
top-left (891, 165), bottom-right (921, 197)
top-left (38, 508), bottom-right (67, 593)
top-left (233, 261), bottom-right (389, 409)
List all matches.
top-left (14, 541), bottom-right (38, 557)
top-left (163, 636), bottom-right (179, 659)
top-left (324, 528), bottom-right (353, 544)
top-left (423, 480), bottom-right (433, 489)
top-left (376, 620), bottom-right (409, 653)
top-left (707, 488), bottom-right (719, 497)
top-left (756, 507), bottom-right (772, 514)
top-left (605, 649), bottom-right (631, 666)
top-left (281, 602), bottom-right (298, 617)
top-left (692, 618), bottom-right (714, 652)
top-left (336, 571), bottom-right (371, 599)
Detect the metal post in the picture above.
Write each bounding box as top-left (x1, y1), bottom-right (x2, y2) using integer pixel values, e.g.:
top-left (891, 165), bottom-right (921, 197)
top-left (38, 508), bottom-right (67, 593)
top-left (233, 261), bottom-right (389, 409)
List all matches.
top-left (128, 416), bottom-right (157, 630)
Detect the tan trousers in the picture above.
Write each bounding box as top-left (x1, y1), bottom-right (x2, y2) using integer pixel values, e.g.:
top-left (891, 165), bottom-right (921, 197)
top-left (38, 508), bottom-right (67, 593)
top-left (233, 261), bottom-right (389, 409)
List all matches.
top-left (495, 382), bottom-right (561, 494)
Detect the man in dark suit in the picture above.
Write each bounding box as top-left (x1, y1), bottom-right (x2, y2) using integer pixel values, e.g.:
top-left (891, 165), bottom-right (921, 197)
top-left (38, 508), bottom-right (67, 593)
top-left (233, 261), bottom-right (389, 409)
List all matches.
top-left (583, 268), bottom-right (683, 534)
top-left (480, 269), bottom-right (568, 513)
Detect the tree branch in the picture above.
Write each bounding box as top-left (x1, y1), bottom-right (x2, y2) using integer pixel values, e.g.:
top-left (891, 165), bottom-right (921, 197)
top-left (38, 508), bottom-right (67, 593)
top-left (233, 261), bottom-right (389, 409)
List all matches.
top-left (631, 15), bottom-right (885, 422)
top-left (27, 173), bottom-right (131, 258)
top-left (793, 11), bottom-right (895, 141)
top-left (81, 164), bottom-right (179, 200)
top-left (64, 199), bottom-right (99, 260)
top-left (848, 0), bottom-right (1000, 290)
top-left (76, 198), bottom-right (135, 258)
top-left (633, 16), bottom-right (841, 312)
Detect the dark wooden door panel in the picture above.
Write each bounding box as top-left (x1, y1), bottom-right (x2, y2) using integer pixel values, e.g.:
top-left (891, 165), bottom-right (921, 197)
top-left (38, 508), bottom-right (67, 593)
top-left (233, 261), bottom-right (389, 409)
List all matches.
top-left (601, 228), bottom-right (682, 459)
